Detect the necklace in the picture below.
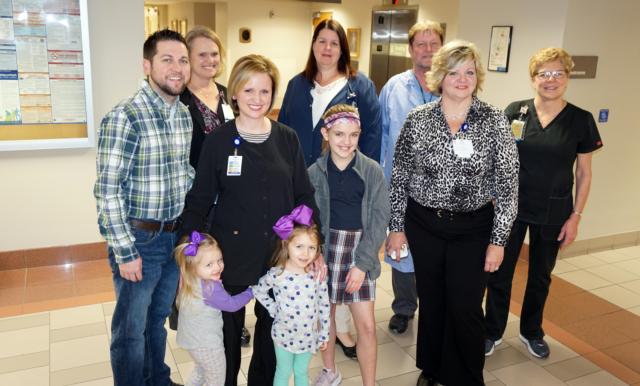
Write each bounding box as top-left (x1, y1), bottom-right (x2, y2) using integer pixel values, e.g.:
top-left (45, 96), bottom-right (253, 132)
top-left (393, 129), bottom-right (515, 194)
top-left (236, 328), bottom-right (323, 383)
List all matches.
top-left (442, 107), bottom-right (470, 121)
top-left (441, 99), bottom-right (472, 121)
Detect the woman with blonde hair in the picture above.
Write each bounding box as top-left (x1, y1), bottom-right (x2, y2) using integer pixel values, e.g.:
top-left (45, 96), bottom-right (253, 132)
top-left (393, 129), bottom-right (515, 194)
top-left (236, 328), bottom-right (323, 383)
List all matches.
top-left (181, 26), bottom-right (233, 167)
top-left (485, 47), bottom-right (602, 360)
top-left (179, 54), bottom-right (320, 386)
top-left (386, 40), bottom-right (519, 385)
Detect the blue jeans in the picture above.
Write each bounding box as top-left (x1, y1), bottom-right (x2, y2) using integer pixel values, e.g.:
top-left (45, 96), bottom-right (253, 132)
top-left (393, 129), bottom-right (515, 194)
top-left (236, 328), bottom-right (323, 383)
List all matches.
top-left (107, 227), bottom-right (179, 386)
top-left (274, 345), bottom-right (312, 386)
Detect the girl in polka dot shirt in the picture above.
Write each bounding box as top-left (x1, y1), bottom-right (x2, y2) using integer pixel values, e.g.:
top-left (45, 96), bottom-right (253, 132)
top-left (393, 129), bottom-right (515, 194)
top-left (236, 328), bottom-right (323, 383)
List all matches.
top-left (253, 205), bottom-right (331, 386)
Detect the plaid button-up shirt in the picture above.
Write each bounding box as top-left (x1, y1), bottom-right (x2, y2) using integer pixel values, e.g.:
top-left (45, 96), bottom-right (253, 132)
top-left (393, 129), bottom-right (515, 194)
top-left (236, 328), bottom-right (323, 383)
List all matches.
top-left (94, 81), bottom-right (194, 264)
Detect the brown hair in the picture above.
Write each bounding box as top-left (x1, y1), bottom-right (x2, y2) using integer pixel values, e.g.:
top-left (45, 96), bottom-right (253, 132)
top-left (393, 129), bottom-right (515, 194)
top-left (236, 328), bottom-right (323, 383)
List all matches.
top-left (227, 54), bottom-right (280, 115)
top-left (174, 233), bottom-right (222, 306)
top-left (143, 28), bottom-right (187, 61)
top-left (303, 19), bottom-right (355, 82)
top-left (271, 225), bottom-right (322, 273)
top-left (528, 47), bottom-right (574, 79)
top-left (185, 25), bottom-right (225, 78)
top-left (426, 39), bottom-right (485, 96)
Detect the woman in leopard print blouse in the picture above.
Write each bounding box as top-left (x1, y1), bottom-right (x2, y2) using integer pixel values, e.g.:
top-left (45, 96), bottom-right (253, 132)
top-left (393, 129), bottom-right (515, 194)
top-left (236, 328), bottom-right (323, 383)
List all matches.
top-left (386, 40), bottom-right (519, 386)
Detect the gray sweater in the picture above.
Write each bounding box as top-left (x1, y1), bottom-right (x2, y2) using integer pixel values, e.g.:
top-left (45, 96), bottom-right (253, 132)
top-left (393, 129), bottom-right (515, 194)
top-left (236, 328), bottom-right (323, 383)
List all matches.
top-left (308, 151), bottom-right (390, 280)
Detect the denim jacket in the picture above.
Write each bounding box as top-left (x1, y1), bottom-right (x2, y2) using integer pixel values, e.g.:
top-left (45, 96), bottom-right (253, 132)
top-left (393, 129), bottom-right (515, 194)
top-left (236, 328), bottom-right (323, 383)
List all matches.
top-left (308, 150), bottom-right (390, 279)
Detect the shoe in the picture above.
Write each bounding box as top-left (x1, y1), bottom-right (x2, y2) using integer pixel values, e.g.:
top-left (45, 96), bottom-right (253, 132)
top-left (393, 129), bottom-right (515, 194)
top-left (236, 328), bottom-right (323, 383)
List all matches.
top-left (416, 371), bottom-right (438, 386)
top-left (335, 337), bottom-right (357, 359)
top-left (388, 313), bottom-right (413, 334)
top-left (519, 334), bottom-right (550, 358)
top-left (484, 338), bottom-right (503, 356)
top-left (241, 326), bottom-right (251, 347)
top-left (313, 367), bottom-right (342, 386)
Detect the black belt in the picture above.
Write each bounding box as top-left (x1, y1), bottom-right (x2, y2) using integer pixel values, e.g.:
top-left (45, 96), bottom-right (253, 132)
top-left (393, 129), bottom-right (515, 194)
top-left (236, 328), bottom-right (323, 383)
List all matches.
top-left (425, 202), bottom-right (493, 219)
top-left (130, 218), bottom-right (178, 232)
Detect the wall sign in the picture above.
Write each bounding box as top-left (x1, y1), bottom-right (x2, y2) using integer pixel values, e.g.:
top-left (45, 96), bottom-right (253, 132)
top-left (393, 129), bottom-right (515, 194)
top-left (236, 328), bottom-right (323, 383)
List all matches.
top-left (0, 0), bottom-right (94, 151)
top-left (570, 56), bottom-right (598, 79)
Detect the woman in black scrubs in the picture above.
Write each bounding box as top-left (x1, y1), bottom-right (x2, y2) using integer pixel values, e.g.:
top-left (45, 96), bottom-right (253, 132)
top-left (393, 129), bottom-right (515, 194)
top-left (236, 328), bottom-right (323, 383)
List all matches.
top-left (485, 47), bottom-right (603, 359)
top-left (179, 54), bottom-right (320, 386)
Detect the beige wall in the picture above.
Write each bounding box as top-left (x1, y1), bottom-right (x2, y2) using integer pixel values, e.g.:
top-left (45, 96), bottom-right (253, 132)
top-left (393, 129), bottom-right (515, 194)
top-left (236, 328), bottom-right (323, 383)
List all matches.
top-left (224, 0), bottom-right (312, 107)
top-left (413, 0), bottom-right (460, 43)
top-left (193, 2), bottom-right (215, 29)
top-left (0, 0), bottom-right (144, 251)
top-left (561, 0), bottom-right (640, 238)
top-left (456, 0), bottom-right (640, 240)
top-left (1, 0), bottom-right (638, 253)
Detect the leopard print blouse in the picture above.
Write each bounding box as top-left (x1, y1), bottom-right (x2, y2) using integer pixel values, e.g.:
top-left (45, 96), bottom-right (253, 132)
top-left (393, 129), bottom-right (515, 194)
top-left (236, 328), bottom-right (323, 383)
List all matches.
top-left (389, 97), bottom-right (519, 246)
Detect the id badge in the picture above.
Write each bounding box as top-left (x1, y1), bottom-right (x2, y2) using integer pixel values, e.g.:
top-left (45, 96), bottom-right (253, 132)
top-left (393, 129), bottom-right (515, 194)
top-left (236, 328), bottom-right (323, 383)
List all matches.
top-left (227, 155), bottom-right (242, 176)
top-left (221, 103), bottom-right (234, 122)
top-left (511, 119), bottom-right (526, 140)
top-left (452, 139), bottom-right (474, 158)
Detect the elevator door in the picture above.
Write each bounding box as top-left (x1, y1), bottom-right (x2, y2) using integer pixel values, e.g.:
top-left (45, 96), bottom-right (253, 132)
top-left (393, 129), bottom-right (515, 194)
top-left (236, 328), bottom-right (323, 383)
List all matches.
top-left (369, 7), bottom-right (418, 94)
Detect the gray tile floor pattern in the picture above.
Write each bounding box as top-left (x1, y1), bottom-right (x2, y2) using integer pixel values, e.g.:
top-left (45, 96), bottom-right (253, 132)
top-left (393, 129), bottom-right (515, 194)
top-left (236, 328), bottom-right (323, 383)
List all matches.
top-left (0, 264), bottom-right (629, 385)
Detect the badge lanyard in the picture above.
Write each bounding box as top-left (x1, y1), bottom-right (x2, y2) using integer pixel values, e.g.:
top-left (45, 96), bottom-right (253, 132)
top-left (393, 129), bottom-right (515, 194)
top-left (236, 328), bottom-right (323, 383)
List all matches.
top-left (511, 104), bottom-right (528, 141)
top-left (227, 136), bottom-right (243, 176)
top-left (413, 72), bottom-right (436, 104)
top-left (219, 90), bottom-right (234, 122)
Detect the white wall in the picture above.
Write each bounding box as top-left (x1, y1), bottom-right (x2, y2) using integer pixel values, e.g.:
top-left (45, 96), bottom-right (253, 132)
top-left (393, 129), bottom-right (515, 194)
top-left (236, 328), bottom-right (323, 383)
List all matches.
top-left (0, 0), bottom-right (144, 251)
top-left (456, 0), bottom-right (640, 239)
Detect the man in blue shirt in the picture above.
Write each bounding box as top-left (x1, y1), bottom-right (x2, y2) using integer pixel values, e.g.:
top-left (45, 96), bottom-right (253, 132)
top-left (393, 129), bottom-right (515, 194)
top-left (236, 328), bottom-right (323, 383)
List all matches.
top-left (94, 29), bottom-right (193, 386)
top-left (379, 21), bottom-right (443, 335)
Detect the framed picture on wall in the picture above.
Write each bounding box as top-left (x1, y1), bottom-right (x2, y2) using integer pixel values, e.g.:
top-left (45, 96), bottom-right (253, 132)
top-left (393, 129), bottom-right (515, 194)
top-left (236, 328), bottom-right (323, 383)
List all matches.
top-left (0, 0), bottom-right (95, 151)
top-left (347, 28), bottom-right (361, 59)
top-left (488, 25), bottom-right (513, 72)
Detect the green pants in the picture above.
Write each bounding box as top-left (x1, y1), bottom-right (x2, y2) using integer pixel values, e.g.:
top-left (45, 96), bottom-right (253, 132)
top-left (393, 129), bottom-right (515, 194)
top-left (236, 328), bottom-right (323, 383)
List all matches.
top-left (274, 345), bottom-right (313, 386)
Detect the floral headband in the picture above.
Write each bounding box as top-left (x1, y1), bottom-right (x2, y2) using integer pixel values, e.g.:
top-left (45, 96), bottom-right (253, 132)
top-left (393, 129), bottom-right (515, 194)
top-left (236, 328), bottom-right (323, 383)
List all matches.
top-left (272, 205), bottom-right (313, 240)
top-left (323, 111), bottom-right (360, 129)
top-left (184, 231), bottom-right (204, 256)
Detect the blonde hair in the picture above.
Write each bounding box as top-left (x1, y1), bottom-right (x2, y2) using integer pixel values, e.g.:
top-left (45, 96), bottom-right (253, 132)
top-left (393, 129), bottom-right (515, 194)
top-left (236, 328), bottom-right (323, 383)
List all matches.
top-left (320, 104), bottom-right (360, 154)
top-left (271, 225), bottom-right (322, 273)
top-left (185, 25), bottom-right (225, 78)
top-left (528, 47), bottom-right (574, 79)
top-left (408, 21), bottom-right (444, 45)
top-left (227, 54), bottom-right (280, 115)
top-left (426, 39), bottom-right (485, 96)
top-left (174, 233), bottom-right (222, 307)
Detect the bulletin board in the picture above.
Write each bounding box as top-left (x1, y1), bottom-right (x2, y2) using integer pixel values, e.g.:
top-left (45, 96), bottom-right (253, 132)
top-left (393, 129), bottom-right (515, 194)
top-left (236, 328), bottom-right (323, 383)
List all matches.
top-left (0, 0), bottom-right (94, 151)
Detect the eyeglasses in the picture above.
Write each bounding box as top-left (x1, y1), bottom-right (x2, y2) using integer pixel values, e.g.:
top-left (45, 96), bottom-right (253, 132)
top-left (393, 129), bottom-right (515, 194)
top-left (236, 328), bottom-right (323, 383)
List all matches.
top-left (535, 70), bottom-right (566, 80)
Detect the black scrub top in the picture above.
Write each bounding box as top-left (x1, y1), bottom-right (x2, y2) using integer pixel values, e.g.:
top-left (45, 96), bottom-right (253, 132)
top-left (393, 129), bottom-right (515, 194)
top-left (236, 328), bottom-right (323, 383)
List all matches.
top-left (505, 99), bottom-right (603, 225)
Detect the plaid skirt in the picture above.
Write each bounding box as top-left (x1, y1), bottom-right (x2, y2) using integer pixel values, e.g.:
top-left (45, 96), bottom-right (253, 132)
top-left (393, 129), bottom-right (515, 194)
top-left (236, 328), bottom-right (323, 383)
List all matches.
top-left (327, 228), bottom-right (376, 303)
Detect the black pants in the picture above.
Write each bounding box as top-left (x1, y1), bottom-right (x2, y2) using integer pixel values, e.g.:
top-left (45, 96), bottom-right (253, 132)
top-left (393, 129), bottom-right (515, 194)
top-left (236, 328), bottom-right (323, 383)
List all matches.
top-left (391, 268), bottom-right (418, 317)
top-left (485, 220), bottom-right (561, 341)
top-left (222, 285), bottom-right (276, 386)
top-left (405, 198), bottom-right (493, 386)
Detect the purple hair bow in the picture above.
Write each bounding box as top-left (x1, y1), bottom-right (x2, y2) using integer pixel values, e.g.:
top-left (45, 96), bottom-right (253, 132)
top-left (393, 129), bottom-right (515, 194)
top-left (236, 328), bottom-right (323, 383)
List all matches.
top-left (184, 231), bottom-right (204, 256)
top-left (272, 205), bottom-right (313, 240)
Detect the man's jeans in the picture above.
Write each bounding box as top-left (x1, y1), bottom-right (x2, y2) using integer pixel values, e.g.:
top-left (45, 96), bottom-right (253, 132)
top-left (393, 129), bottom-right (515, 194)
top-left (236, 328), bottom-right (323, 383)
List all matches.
top-left (107, 228), bottom-right (178, 386)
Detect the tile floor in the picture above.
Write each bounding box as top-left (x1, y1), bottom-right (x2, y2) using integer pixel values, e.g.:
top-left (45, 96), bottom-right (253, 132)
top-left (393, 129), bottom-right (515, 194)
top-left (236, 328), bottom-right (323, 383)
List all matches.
top-left (1, 246), bottom-right (639, 385)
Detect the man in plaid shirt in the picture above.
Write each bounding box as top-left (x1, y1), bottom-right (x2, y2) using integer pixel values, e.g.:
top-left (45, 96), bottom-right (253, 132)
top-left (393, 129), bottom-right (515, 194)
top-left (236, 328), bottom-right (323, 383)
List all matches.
top-left (94, 29), bottom-right (193, 386)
